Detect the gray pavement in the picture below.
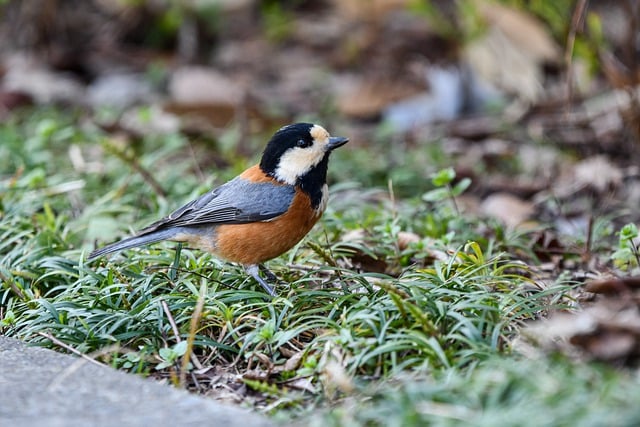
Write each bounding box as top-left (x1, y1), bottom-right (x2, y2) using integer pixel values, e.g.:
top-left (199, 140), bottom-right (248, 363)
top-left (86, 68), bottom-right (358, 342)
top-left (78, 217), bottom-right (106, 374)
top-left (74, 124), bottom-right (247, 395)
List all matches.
top-left (0, 335), bottom-right (274, 427)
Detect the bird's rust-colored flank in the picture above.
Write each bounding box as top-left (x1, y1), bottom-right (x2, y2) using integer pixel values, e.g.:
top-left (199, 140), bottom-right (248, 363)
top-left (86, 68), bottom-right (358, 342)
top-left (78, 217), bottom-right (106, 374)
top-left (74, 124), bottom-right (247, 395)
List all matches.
top-left (214, 190), bottom-right (321, 264)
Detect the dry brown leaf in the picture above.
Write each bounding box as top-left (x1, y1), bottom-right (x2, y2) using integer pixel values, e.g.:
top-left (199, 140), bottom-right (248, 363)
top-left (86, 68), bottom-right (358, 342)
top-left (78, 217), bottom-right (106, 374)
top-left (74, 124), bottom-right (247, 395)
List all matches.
top-left (332, 0), bottom-right (412, 23)
top-left (283, 350), bottom-right (305, 372)
top-left (475, 1), bottom-right (561, 63)
top-left (0, 89), bottom-right (32, 111)
top-left (169, 66), bottom-right (244, 105)
top-left (600, 50), bottom-right (640, 89)
top-left (525, 294), bottom-right (640, 364)
top-left (339, 229), bottom-right (389, 274)
top-left (585, 277), bottom-right (640, 295)
top-left (119, 105), bottom-right (180, 136)
top-left (3, 55), bottom-right (85, 104)
top-left (337, 77), bottom-right (426, 119)
top-left (570, 331), bottom-right (636, 361)
top-left (242, 369), bottom-right (270, 381)
top-left (270, 350), bottom-right (306, 374)
top-left (481, 192), bottom-right (535, 228)
top-left (464, 1), bottom-right (560, 102)
top-left (528, 230), bottom-right (565, 262)
top-left (464, 28), bottom-right (542, 101)
top-left (573, 155), bottom-right (623, 193)
top-left (447, 116), bottom-right (503, 140)
top-left (322, 360), bottom-right (354, 394)
top-left (397, 231), bottom-right (420, 250)
top-left (283, 377), bottom-right (317, 394)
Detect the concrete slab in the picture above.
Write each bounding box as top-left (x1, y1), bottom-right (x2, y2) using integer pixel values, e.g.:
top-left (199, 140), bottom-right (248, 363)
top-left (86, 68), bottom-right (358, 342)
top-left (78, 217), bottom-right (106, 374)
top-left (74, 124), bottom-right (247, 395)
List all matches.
top-left (0, 336), bottom-right (274, 427)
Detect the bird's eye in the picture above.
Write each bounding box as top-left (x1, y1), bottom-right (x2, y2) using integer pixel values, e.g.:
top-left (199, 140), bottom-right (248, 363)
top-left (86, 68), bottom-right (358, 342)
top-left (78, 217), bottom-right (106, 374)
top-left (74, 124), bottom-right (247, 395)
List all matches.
top-left (296, 139), bottom-right (310, 148)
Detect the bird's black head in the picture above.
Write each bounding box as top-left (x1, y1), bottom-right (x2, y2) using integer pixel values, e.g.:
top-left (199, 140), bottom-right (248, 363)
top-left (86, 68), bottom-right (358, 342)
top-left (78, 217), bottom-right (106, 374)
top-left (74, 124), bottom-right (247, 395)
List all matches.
top-left (259, 123), bottom-right (348, 186)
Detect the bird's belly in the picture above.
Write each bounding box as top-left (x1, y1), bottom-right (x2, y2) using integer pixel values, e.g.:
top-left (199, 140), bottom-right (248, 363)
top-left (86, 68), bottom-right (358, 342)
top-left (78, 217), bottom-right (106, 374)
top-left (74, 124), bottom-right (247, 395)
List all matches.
top-left (190, 191), bottom-right (323, 265)
top-left (214, 219), bottom-right (317, 264)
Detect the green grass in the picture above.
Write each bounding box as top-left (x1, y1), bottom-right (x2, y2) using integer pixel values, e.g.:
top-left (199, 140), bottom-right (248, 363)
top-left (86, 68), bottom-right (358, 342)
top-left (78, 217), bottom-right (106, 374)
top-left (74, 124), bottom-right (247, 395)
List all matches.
top-left (308, 356), bottom-right (640, 427)
top-left (0, 108), bottom-right (636, 424)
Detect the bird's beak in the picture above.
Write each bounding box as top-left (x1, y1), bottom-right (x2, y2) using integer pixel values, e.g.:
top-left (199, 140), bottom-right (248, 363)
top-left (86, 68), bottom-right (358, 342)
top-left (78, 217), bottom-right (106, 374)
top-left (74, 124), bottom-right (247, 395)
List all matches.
top-left (326, 136), bottom-right (349, 151)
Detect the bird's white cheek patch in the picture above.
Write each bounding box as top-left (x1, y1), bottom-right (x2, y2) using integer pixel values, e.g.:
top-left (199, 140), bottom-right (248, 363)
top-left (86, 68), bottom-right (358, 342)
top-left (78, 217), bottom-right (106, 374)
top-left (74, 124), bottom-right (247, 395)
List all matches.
top-left (274, 146), bottom-right (324, 184)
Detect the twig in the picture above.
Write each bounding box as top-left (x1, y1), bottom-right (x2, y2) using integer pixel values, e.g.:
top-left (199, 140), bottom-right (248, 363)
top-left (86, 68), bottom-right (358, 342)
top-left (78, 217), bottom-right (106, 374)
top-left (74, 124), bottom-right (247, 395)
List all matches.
top-left (388, 179), bottom-right (397, 220)
top-left (161, 298), bottom-right (204, 371)
top-left (37, 331), bottom-right (104, 367)
top-left (161, 299), bottom-right (181, 342)
top-left (104, 139), bottom-right (167, 198)
top-left (583, 214), bottom-right (594, 263)
top-left (0, 270), bottom-right (25, 300)
top-left (187, 139), bottom-right (206, 183)
top-left (564, 0), bottom-right (589, 111)
top-left (180, 281), bottom-right (207, 387)
top-left (623, 0), bottom-right (638, 79)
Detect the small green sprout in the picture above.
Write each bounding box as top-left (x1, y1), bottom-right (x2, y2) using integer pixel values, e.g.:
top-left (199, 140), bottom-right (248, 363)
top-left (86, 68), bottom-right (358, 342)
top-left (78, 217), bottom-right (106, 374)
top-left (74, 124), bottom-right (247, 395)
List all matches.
top-left (611, 223), bottom-right (640, 270)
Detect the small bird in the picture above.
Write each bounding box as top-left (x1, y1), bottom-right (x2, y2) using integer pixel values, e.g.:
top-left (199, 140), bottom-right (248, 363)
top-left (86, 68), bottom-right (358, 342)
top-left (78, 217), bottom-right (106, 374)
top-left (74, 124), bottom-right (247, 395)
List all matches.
top-left (88, 123), bottom-right (348, 296)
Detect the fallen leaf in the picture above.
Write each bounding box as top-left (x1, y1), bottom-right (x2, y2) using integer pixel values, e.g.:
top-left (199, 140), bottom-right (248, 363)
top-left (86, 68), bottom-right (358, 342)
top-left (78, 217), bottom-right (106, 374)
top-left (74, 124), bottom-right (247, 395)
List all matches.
top-left (397, 231), bottom-right (420, 250)
top-left (271, 350), bottom-right (306, 374)
top-left (0, 90), bottom-right (32, 111)
top-left (464, 27), bottom-right (543, 101)
top-left (585, 277), bottom-right (640, 295)
top-left (87, 73), bottom-right (157, 108)
top-left (447, 116), bottom-right (503, 140)
top-left (528, 230), bottom-right (565, 262)
top-left (339, 229), bottom-right (389, 274)
top-left (119, 105), bottom-right (181, 136)
top-left (525, 296), bottom-right (640, 364)
top-left (169, 66), bottom-right (244, 105)
top-left (570, 330), bottom-right (636, 361)
top-left (337, 77), bottom-right (426, 119)
top-left (475, 1), bottom-right (561, 63)
top-left (3, 55), bottom-right (85, 104)
top-left (283, 377), bottom-right (317, 393)
top-left (573, 155), bottom-right (623, 193)
top-left (481, 192), bottom-right (535, 228)
top-left (332, 0), bottom-right (412, 23)
top-left (242, 369), bottom-right (270, 381)
top-left (322, 360), bottom-right (354, 394)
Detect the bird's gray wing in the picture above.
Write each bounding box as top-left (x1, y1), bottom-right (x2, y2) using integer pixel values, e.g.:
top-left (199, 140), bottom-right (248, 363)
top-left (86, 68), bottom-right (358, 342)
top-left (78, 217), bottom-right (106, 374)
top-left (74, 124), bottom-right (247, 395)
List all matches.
top-left (138, 177), bottom-right (295, 234)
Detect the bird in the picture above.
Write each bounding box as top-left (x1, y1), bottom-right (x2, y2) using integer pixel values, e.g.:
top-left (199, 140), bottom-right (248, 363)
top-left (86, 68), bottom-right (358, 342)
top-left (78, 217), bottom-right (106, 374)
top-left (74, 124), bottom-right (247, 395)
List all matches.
top-left (88, 123), bottom-right (349, 296)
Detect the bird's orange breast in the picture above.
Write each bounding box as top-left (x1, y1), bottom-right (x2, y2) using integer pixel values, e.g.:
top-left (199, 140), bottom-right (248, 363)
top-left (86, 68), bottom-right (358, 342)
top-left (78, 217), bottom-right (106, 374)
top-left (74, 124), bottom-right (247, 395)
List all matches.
top-left (213, 189), bottom-right (322, 265)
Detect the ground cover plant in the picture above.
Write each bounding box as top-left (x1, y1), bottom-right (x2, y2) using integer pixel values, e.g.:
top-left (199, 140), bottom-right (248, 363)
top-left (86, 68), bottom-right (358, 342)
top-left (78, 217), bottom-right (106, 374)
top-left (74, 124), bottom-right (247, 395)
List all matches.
top-left (2, 1), bottom-right (640, 425)
top-left (2, 105), bottom-right (639, 425)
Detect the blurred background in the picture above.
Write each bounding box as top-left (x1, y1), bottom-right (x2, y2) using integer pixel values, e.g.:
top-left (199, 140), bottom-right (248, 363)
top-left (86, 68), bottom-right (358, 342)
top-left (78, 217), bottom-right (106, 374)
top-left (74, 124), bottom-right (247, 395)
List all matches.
top-left (1, 0), bottom-right (639, 224)
top-left (3, 1), bottom-right (640, 412)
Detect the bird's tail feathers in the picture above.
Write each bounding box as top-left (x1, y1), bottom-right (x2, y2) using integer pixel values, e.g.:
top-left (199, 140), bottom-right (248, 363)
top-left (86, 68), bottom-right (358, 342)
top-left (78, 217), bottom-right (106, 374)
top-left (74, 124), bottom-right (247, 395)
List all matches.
top-left (88, 228), bottom-right (178, 260)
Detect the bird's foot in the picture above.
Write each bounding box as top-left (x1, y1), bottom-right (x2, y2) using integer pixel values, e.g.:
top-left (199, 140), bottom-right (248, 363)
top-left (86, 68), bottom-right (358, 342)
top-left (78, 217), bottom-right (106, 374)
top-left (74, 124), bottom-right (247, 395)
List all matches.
top-left (245, 264), bottom-right (276, 296)
top-left (258, 264), bottom-right (280, 283)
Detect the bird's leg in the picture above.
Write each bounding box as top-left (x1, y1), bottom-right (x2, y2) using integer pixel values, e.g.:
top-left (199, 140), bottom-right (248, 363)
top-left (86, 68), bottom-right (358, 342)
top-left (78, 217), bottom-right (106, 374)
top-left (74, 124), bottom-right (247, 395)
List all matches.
top-left (259, 264), bottom-right (279, 282)
top-left (245, 264), bottom-right (276, 296)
